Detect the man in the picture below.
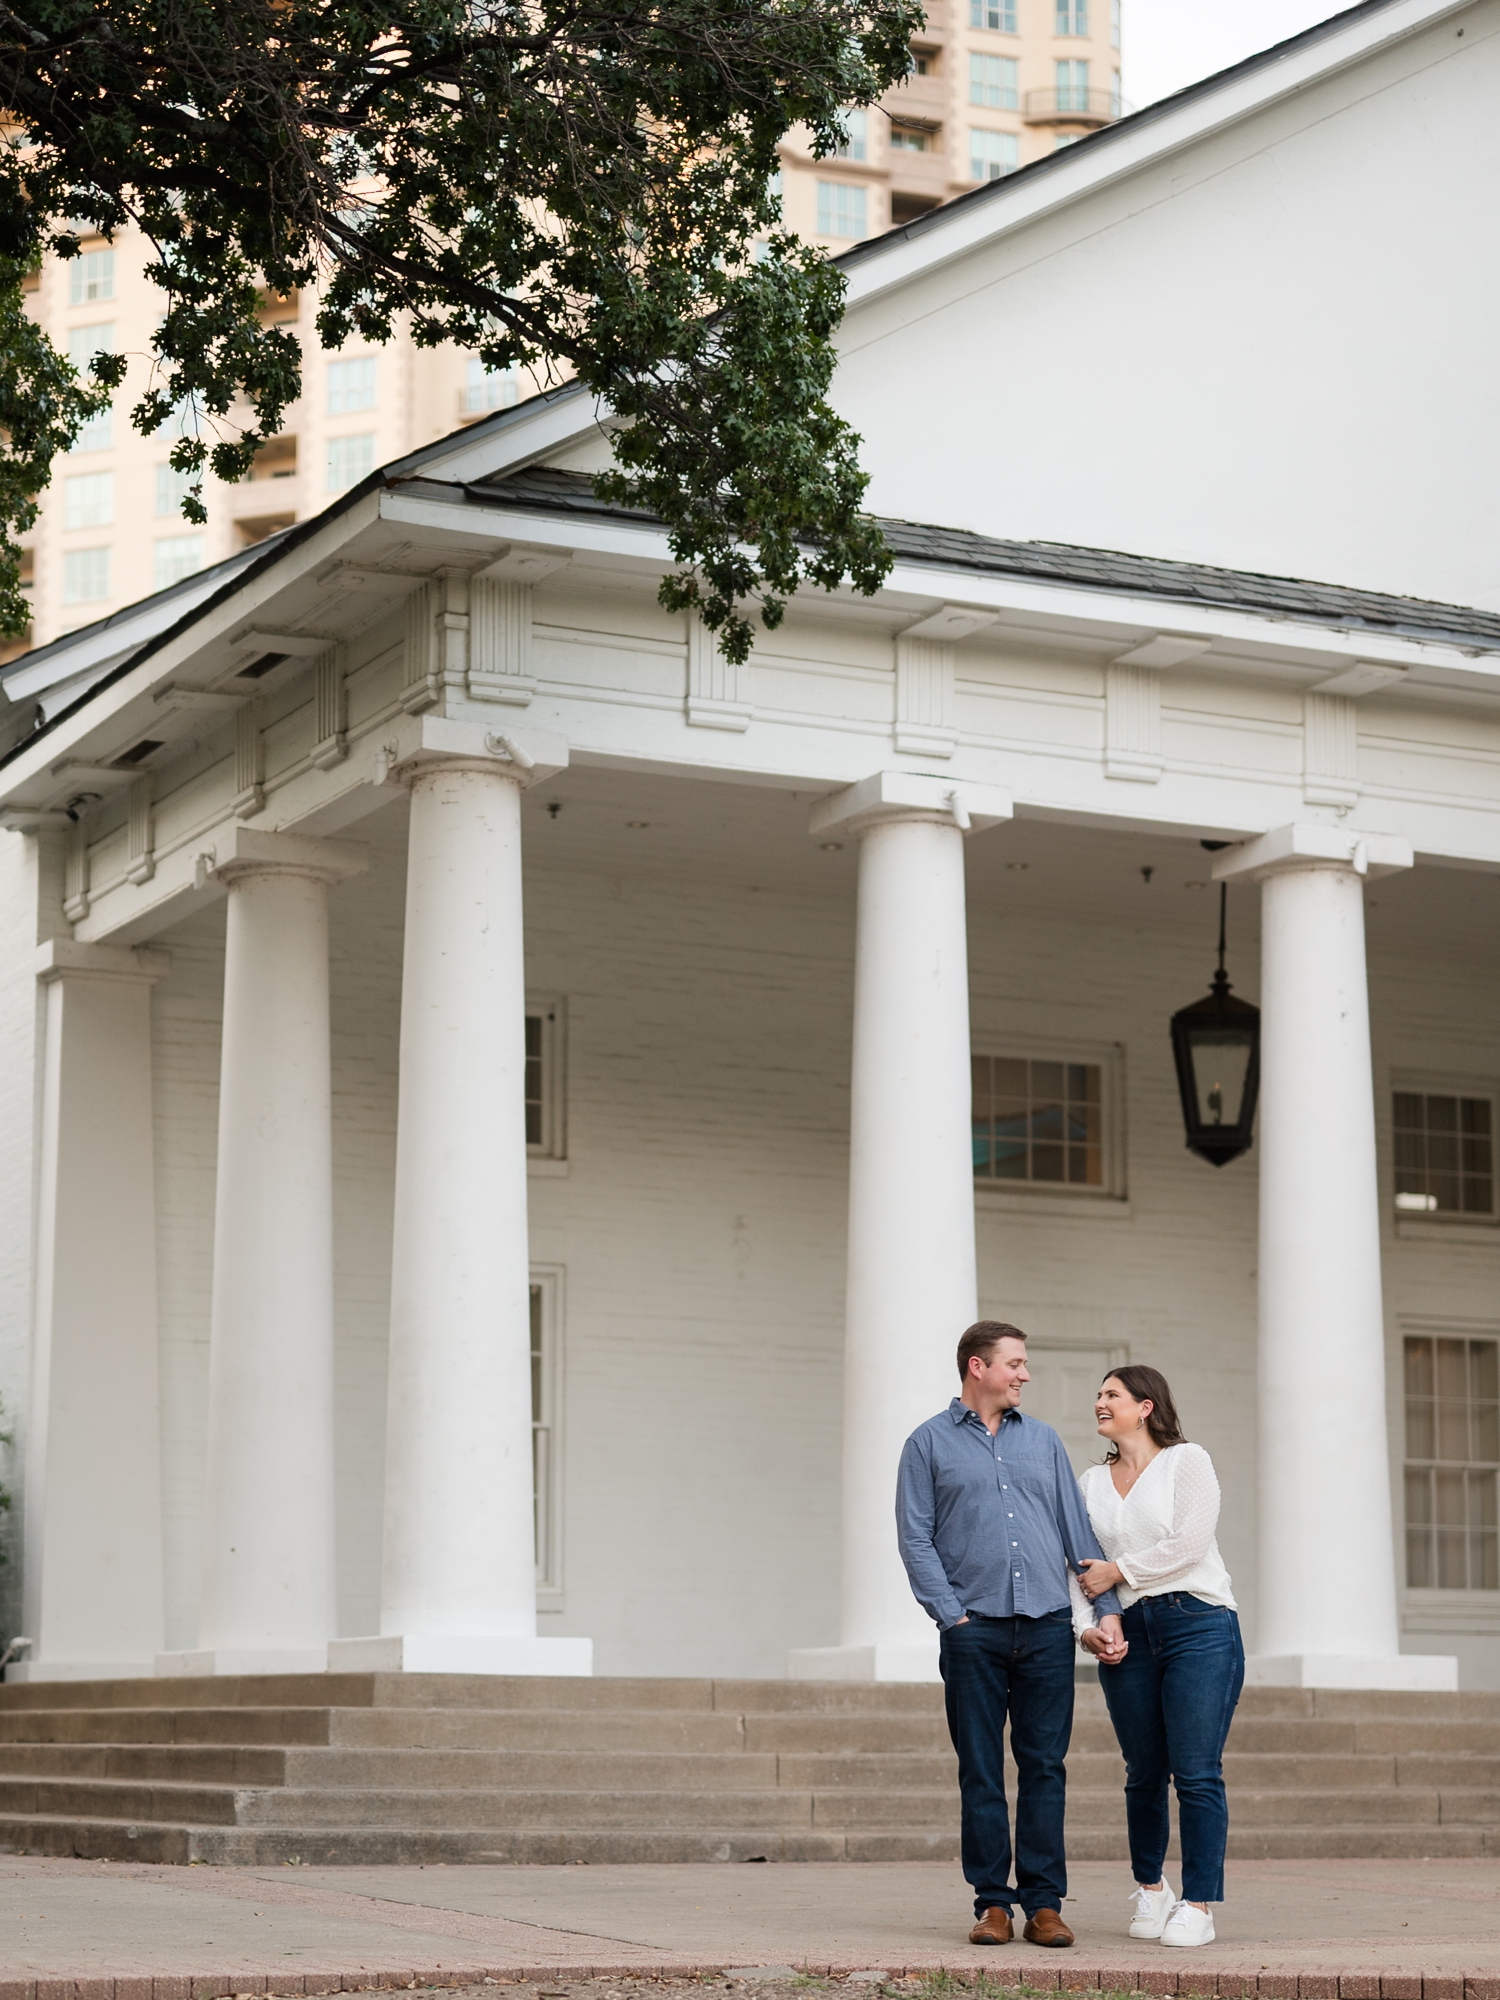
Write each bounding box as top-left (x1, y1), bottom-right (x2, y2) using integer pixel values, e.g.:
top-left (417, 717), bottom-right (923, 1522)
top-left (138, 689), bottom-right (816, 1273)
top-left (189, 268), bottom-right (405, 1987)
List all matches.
top-left (897, 1320), bottom-right (1126, 1949)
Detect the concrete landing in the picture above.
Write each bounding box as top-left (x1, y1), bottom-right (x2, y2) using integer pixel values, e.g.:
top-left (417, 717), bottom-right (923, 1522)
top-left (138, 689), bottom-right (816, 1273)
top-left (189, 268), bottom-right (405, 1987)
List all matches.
top-left (1, 1857), bottom-right (1499, 1996)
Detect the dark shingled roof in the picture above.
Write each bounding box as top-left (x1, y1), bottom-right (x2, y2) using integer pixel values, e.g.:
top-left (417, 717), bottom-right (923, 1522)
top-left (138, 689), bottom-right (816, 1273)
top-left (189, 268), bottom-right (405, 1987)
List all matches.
top-left (465, 467), bottom-right (1500, 655)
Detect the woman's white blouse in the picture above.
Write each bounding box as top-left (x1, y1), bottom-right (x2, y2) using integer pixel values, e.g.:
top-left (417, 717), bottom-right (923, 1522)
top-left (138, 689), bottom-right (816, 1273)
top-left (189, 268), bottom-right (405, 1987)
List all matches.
top-left (1071, 1443), bottom-right (1237, 1631)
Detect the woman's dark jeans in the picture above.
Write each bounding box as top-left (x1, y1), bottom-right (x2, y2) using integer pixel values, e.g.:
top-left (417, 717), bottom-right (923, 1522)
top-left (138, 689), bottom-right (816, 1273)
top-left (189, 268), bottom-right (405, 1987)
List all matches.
top-left (1099, 1594), bottom-right (1245, 1903)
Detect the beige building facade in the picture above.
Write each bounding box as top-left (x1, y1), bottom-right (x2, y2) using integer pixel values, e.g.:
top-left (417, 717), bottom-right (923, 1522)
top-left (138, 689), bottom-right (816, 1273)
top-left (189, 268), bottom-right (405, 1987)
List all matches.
top-left (11, 234), bottom-right (533, 660)
top-left (779, 0), bottom-right (1124, 242)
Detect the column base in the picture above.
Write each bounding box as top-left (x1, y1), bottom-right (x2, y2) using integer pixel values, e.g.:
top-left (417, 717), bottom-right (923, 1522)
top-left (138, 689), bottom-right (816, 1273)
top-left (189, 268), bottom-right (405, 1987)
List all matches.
top-left (1246, 1652), bottom-right (1459, 1691)
top-left (327, 1633), bottom-right (593, 1675)
top-left (787, 1642), bottom-right (940, 1683)
top-left (7, 1660), bottom-right (154, 1683)
top-left (155, 1646), bottom-right (328, 1677)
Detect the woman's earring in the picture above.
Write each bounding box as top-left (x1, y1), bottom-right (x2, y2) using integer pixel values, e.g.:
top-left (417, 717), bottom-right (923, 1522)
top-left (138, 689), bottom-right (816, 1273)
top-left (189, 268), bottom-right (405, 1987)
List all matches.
top-left (1136, 1416), bottom-right (1145, 1430)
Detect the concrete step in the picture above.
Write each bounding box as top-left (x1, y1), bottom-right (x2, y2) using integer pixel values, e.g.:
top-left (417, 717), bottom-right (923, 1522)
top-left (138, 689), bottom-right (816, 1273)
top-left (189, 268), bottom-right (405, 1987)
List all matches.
top-left (329, 1709), bottom-right (751, 1753)
top-left (0, 1744), bottom-right (290, 1784)
top-left (288, 1748), bottom-right (785, 1791)
top-left (0, 1706), bottom-right (334, 1746)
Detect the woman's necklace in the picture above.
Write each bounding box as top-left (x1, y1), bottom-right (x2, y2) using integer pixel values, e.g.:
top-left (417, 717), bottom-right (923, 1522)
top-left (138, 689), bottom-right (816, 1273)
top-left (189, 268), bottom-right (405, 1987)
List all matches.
top-left (1112, 1450), bottom-right (1158, 1497)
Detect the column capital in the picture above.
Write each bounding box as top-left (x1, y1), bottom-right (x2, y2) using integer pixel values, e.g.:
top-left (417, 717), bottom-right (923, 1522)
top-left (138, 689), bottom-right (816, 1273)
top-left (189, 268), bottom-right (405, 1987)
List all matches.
top-left (384, 716), bottom-right (568, 791)
top-left (211, 824), bottom-right (368, 888)
top-left (35, 938), bottom-right (172, 985)
top-left (1211, 822), bottom-right (1413, 884)
top-left (809, 770), bottom-right (1012, 840)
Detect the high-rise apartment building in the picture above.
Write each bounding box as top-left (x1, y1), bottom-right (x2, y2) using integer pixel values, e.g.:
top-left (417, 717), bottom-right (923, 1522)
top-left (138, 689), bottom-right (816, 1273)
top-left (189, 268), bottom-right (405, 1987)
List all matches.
top-left (777, 0), bottom-right (1125, 241)
top-left (8, 0), bottom-right (1122, 660)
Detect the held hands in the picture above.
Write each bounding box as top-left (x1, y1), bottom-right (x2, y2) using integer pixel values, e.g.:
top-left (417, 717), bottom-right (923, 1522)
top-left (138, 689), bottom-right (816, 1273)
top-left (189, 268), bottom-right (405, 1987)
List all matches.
top-left (1076, 1557), bottom-right (1125, 1601)
top-left (1080, 1614), bottom-right (1128, 1666)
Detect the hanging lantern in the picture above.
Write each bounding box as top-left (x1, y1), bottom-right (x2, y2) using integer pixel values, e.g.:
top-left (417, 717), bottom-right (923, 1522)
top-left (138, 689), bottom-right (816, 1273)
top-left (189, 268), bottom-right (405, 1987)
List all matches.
top-left (1170, 883), bottom-right (1260, 1167)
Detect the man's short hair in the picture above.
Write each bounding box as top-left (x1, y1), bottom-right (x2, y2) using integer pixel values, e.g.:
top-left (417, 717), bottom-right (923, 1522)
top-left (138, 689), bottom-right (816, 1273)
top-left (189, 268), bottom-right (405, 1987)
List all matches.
top-left (957, 1320), bottom-right (1027, 1381)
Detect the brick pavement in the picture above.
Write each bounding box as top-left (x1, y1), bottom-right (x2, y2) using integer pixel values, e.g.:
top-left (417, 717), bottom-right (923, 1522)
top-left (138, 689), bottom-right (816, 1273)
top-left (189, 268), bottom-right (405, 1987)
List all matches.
top-left (1, 1857), bottom-right (1498, 2000)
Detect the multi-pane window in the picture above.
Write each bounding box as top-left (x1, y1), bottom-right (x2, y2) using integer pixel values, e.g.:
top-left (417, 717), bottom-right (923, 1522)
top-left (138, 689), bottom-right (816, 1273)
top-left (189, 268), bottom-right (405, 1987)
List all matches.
top-left (1111, 70), bottom-right (1123, 116)
top-left (67, 324), bottom-right (116, 452)
top-left (970, 129), bottom-right (1020, 180)
top-left (62, 548), bottom-right (110, 605)
top-left (816, 181), bottom-right (868, 240)
top-left (326, 433), bottom-right (376, 491)
top-left (530, 1270), bottom-right (564, 1593)
top-left (464, 358), bottom-right (521, 413)
top-left (834, 109), bottom-right (868, 160)
top-left (889, 126), bottom-right (930, 151)
top-left (156, 463), bottom-right (195, 517)
top-left (327, 357), bottom-right (376, 413)
top-left (1111, 0), bottom-right (1121, 44)
top-left (1406, 1335), bottom-right (1499, 1590)
top-left (154, 536), bottom-right (204, 589)
top-left (69, 249), bottom-right (115, 305)
top-left (970, 54), bottom-right (1019, 108)
top-left (1394, 1091), bottom-right (1495, 1216)
top-left (63, 472), bottom-right (113, 530)
top-left (970, 0), bottom-right (1017, 29)
top-left (525, 1001), bottom-right (566, 1160)
top-left (1056, 0), bottom-right (1088, 32)
top-left (973, 1055), bottom-right (1103, 1185)
top-left (1056, 59), bottom-right (1091, 109)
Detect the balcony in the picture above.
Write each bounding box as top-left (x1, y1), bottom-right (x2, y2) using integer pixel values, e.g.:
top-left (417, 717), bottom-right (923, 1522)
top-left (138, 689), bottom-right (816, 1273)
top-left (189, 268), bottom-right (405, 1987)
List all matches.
top-left (1023, 87), bottom-right (1128, 128)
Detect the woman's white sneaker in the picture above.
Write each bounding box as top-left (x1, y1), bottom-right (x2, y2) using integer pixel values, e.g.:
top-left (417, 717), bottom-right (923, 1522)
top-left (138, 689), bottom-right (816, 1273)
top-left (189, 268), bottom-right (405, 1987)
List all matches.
top-left (1161, 1900), bottom-right (1216, 1948)
top-left (1127, 1881), bottom-right (1177, 1940)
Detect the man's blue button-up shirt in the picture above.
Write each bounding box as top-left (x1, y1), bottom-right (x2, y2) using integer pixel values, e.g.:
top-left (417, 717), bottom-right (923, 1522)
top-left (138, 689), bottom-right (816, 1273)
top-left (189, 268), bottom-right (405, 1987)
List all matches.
top-left (896, 1398), bottom-right (1122, 1631)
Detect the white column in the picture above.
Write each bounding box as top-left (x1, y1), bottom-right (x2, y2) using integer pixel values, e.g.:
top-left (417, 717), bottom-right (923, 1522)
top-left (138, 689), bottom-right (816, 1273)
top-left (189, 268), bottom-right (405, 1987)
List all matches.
top-left (159, 828), bottom-right (366, 1676)
top-left (790, 772), bottom-right (1011, 1682)
top-left (20, 941), bottom-right (169, 1680)
top-left (330, 723), bottom-right (590, 1675)
top-left (1214, 825), bottom-right (1455, 1692)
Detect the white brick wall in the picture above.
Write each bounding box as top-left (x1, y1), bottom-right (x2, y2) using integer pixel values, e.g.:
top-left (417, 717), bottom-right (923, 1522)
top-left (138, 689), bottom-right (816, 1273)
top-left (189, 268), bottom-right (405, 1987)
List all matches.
top-left (128, 812), bottom-right (1498, 1681)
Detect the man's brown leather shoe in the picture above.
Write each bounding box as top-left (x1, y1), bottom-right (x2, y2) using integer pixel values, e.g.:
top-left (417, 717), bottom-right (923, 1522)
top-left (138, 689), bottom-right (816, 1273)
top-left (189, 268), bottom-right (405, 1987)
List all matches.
top-left (968, 1907), bottom-right (1014, 1945)
top-left (1023, 1909), bottom-right (1075, 1948)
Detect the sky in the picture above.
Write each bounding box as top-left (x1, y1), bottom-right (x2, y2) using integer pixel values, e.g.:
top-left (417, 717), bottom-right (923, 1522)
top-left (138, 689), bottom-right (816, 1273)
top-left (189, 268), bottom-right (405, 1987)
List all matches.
top-left (1123, 0), bottom-right (1353, 108)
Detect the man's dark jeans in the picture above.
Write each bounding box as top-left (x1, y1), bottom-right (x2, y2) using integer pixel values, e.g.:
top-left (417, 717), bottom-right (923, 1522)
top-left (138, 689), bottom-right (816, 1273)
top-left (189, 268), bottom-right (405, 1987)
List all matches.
top-left (938, 1608), bottom-right (1075, 1919)
top-left (1099, 1595), bottom-right (1245, 1903)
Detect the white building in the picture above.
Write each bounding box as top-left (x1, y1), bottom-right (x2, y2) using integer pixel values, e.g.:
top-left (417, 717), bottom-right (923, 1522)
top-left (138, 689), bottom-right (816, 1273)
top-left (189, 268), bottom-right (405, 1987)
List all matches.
top-left (1, 0), bottom-right (1497, 1696)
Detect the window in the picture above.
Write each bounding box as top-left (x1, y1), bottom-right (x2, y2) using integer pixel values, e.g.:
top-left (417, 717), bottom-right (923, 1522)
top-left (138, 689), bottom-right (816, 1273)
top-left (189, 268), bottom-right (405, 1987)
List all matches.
top-left (1111, 70), bottom-right (1122, 116)
top-left (970, 0), bottom-right (1017, 29)
top-left (530, 1267), bottom-right (565, 1596)
top-left (1395, 1090), bottom-right (1495, 1217)
top-left (525, 1000), bottom-right (567, 1161)
top-left (326, 433), bottom-right (376, 491)
top-left (69, 248), bottom-right (115, 305)
top-left (154, 535), bottom-right (204, 589)
top-left (970, 128), bottom-right (1019, 180)
top-left (1054, 131), bottom-right (1082, 149)
top-left (1056, 59), bottom-right (1090, 109)
top-left (889, 126), bottom-right (930, 151)
top-left (1056, 0), bottom-right (1088, 32)
top-left (327, 357), bottom-right (376, 413)
top-left (67, 324), bottom-right (116, 451)
top-left (835, 108), bottom-right (868, 160)
top-left (464, 358), bottom-right (521, 413)
top-left (156, 463), bottom-right (195, 516)
top-left (970, 54), bottom-right (1019, 107)
top-left (973, 1053), bottom-right (1103, 1186)
top-left (1405, 1335), bottom-right (1499, 1590)
top-left (63, 472), bottom-right (113, 530)
top-left (816, 181), bottom-right (868, 240)
top-left (70, 408), bottom-right (113, 453)
top-left (62, 548), bottom-right (110, 604)
top-left (67, 322), bottom-right (116, 377)
top-left (1111, 0), bottom-right (1121, 45)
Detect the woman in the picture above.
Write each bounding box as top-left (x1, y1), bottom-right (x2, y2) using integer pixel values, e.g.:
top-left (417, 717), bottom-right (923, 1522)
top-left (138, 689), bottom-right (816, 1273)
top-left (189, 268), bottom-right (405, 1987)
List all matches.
top-left (1073, 1365), bottom-right (1243, 1950)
